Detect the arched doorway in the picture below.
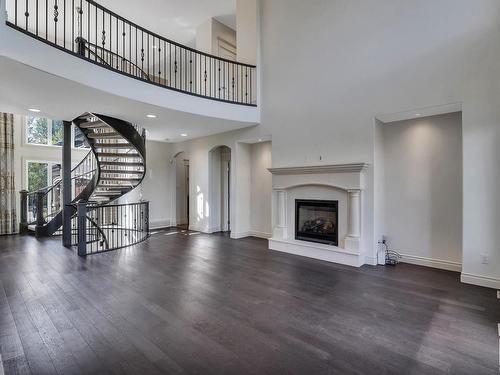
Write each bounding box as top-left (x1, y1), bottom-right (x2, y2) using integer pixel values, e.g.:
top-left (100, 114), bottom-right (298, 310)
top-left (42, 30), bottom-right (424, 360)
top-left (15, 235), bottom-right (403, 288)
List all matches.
top-left (174, 152), bottom-right (189, 230)
top-left (208, 145), bottom-right (231, 233)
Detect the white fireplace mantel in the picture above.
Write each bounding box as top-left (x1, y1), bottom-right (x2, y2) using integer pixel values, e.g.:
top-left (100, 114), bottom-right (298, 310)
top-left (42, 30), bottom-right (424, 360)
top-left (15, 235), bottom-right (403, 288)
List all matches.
top-left (268, 163), bottom-right (369, 267)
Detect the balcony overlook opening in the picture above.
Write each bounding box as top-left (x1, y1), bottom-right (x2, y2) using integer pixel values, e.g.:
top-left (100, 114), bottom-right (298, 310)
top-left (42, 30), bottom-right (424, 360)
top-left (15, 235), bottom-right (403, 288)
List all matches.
top-left (5, 0), bottom-right (257, 106)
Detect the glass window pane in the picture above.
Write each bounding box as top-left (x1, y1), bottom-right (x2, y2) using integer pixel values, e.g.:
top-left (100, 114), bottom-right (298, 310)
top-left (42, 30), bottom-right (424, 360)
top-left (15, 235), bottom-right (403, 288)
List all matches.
top-left (26, 117), bottom-right (48, 145)
top-left (27, 162), bottom-right (48, 191)
top-left (74, 125), bottom-right (88, 148)
top-left (52, 120), bottom-right (64, 146)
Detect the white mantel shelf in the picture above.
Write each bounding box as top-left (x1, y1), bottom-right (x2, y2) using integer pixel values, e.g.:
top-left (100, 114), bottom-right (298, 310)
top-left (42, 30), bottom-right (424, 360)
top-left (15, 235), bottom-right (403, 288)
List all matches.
top-left (268, 163), bottom-right (369, 175)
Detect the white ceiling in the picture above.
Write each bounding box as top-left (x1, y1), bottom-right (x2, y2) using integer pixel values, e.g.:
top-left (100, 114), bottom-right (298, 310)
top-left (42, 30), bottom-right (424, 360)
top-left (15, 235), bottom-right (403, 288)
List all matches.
top-left (96, 0), bottom-right (236, 46)
top-left (0, 57), bottom-right (253, 142)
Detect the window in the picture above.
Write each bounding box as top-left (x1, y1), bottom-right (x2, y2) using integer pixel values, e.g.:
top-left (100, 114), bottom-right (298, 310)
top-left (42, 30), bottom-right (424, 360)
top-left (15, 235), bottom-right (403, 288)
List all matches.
top-left (26, 161), bottom-right (62, 221)
top-left (25, 116), bottom-right (88, 148)
top-left (26, 117), bottom-right (48, 145)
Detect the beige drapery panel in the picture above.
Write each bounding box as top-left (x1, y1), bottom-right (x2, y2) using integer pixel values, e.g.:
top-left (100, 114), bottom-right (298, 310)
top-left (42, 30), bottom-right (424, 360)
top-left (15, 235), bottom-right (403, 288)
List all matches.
top-left (0, 113), bottom-right (16, 235)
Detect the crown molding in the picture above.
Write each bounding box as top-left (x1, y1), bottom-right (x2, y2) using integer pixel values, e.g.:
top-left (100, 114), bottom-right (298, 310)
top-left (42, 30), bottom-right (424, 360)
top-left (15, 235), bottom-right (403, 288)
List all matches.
top-left (268, 163), bottom-right (369, 175)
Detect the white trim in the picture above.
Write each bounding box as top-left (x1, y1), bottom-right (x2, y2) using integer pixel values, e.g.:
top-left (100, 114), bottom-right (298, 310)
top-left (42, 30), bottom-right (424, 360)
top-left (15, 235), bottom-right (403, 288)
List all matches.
top-left (249, 230), bottom-right (272, 239)
top-left (497, 323), bottom-right (500, 337)
top-left (231, 231), bottom-right (251, 239)
top-left (399, 254), bottom-right (462, 272)
top-left (497, 290), bottom-right (500, 299)
top-left (460, 273), bottom-right (500, 290)
top-left (268, 163), bottom-right (369, 175)
top-left (364, 255), bottom-right (378, 266)
top-left (269, 238), bottom-right (363, 267)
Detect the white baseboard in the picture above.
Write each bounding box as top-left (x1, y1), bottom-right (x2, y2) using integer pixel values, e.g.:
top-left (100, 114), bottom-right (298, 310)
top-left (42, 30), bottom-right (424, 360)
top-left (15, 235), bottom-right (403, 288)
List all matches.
top-left (230, 231), bottom-right (271, 239)
top-left (149, 219), bottom-right (173, 230)
top-left (399, 253), bottom-right (462, 272)
top-left (461, 273), bottom-right (500, 290)
top-left (231, 231), bottom-right (251, 239)
top-left (364, 255), bottom-right (378, 266)
top-left (249, 231), bottom-right (272, 239)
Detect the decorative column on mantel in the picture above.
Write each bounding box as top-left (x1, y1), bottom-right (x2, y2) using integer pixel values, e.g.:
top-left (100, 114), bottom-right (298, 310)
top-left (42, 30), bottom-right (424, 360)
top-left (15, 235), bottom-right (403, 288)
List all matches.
top-left (273, 190), bottom-right (287, 239)
top-left (344, 189), bottom-right (361, 251)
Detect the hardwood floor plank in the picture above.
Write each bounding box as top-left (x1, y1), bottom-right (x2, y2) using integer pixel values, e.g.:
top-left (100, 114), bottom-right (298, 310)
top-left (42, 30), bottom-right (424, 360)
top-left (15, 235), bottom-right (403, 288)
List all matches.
top-left (0, 232), bottom-right (498, 375)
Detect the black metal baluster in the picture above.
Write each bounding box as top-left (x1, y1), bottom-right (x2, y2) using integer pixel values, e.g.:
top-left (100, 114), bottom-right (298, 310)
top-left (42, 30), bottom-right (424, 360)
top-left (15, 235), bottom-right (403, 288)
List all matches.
top-left (54, 0), bottom-right (59, 44)
top-left (164, 40), bottom-right (167, 87)
top-left (250, 68), bottom-right (252, 104)
top-left (189, 51), bottom-right (193, 92)
top-left (35, 0), bottom-right (39, 35)
top-left (152, 35), bottom-right (155, 82)
top-left (94, 5), bottom-right (97, 61)
top-left (147, 32), bottom-right (150, 79)
top-left (108, 12), bottom-right (111, 64)
top-left (141, 30), bottom-right (144, 75)
top-left (158, 40), bottom-right (161, 83)
top-left (122, 21), bottom-right (126, 73)
top-left (71, 0), bottom-right (74, 51)
top-left (24, 0), bottom-right (28, 31)
top-left (63, 0), bottom-right (66, 47)
top-left (115, 15), bottom-right (118, 69)
top-left (174, 46), bottom-right (177, 88)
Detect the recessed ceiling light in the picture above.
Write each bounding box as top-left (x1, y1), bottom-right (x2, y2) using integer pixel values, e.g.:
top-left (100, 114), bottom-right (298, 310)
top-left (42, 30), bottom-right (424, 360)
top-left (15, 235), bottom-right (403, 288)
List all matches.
top-left (28, 108), bottom-right (41, 113)
top-left (415, 113), bottom-right (421, 116)
top-left (258, 138), bottom-right (262, 142)
top-left (146, 114), bottom-right (156, 118)
top-left (180, 133), bottom-right (188, 137)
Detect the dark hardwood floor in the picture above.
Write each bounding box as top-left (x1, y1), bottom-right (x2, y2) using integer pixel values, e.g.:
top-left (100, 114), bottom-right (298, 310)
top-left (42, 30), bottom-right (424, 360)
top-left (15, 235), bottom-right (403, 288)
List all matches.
top-left (0, 230), bottom-right (498, 375)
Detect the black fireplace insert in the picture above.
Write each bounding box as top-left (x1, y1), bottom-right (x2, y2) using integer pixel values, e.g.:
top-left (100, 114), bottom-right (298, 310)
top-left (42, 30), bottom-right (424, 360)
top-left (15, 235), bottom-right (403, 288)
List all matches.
top-left (295, 199), bottom-right (338, 245)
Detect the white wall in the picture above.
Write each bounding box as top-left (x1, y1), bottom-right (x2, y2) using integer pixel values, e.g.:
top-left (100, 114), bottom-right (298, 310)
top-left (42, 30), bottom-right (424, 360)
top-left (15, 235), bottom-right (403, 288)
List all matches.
top-left (260, 0), bottom-right (500, 288)
top-left (170, 124), bottom-right (271, 236)
top-left (250, 141), bottom-right (272, 237)
top-left (380, 112), bottom-right (462, 271)
top-left (175, 153), bottom-right (188, 226)
top-left (120, 140), bottom-right (174, 229)
top-left (236, 0), bottom-right (257, 65)
top-left (196, 18), bottom-right (236, 56)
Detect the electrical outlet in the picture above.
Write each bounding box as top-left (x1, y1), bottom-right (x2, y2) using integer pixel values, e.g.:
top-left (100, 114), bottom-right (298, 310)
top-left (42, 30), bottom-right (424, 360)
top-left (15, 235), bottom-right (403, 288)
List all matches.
top-left (481, 254), bottom-right (489, 264)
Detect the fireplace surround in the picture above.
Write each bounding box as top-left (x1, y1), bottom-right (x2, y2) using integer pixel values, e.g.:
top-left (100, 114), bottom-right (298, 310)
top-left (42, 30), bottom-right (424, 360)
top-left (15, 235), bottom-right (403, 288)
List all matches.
top-left (268, 163), bottom-right (369, 267)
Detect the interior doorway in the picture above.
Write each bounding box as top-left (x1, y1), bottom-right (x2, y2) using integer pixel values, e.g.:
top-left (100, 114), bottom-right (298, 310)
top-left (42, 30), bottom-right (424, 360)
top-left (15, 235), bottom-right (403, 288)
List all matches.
top-left (174, 152), bottom-right (189, 230)
top-left (209, 145), bottom-right (231, 233)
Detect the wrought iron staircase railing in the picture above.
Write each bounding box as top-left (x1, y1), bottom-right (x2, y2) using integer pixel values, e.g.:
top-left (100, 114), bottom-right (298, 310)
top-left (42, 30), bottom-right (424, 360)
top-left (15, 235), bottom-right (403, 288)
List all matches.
top-left (5, 0), bottom-right (257, 105)
top-left (20, 112), bottom-right (150, 255)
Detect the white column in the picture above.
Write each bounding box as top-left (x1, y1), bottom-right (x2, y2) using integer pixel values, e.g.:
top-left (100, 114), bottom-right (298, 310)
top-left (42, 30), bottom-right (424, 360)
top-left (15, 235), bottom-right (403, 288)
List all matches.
top-left (345, 189), bottom-right (361, 251)
top-left (347, 189), bottom-right (361, 237)
top-left (272, 190), bottom-right (287, 239)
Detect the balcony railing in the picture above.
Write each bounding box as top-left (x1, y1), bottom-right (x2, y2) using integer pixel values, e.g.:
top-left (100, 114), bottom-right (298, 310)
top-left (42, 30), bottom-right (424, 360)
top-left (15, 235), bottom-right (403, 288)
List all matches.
top-left (5, 0), bottom-right (257, 106)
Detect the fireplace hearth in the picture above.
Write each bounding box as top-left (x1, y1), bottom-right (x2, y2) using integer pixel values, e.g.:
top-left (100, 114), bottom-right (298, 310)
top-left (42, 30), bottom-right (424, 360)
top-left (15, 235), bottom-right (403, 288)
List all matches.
top-left (295, 199), bottom-right (338, 246)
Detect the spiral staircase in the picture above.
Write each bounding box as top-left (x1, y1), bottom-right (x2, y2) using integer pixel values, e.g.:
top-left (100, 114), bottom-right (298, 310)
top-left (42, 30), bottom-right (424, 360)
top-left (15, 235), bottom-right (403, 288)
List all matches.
top-left (22, 112), bottom-right (147, 252)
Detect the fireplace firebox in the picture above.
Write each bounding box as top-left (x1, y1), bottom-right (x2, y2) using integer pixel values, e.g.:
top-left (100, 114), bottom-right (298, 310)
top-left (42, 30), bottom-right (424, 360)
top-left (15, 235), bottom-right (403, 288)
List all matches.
top-left (295, 199), bottom-right (338, 246)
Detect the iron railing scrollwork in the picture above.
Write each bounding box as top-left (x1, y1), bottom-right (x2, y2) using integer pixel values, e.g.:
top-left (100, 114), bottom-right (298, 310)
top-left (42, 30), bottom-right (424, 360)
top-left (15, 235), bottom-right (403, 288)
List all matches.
top-left (5, 0), bottom-right (257, 106)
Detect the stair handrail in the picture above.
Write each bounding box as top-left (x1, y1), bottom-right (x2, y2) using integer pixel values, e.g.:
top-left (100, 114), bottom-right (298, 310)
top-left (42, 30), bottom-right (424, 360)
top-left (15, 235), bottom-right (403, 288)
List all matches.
top-left (78, 38), bottom-right (150, 81)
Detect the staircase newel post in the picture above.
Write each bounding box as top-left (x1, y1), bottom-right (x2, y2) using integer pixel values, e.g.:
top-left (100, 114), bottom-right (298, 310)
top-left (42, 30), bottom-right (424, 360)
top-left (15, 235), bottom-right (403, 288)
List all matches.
top-left (145, 201), bottom-right (149, 235)
top-left (19, 190), bottom-right (28, 233)
top-left (62, 121), bottom-right (72, 247)
top-left (35, 191), bottom-right (45, 226)
top-left (77, 200), bottom-right (87, 257)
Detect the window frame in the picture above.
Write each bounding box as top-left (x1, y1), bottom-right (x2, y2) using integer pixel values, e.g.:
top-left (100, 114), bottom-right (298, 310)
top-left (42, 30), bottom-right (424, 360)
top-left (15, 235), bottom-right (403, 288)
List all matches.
top-left (23, 116), bottom-right (89, 149)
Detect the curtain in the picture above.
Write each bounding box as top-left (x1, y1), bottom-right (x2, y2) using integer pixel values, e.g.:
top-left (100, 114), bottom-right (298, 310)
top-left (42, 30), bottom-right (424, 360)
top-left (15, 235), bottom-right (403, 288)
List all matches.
top-left (0, 113), bottom-right (16, 234)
